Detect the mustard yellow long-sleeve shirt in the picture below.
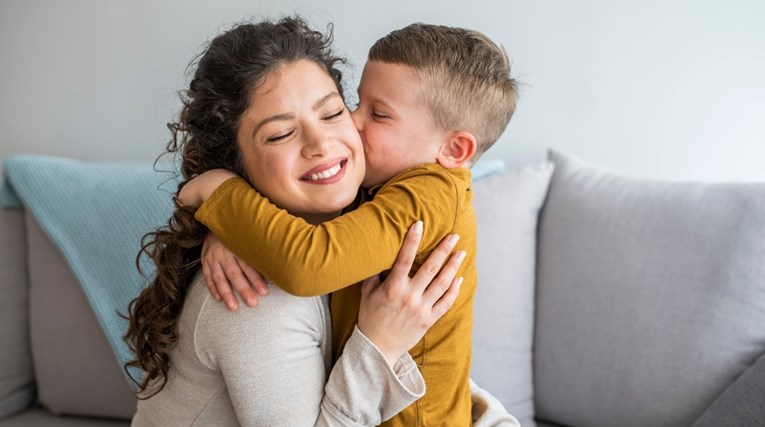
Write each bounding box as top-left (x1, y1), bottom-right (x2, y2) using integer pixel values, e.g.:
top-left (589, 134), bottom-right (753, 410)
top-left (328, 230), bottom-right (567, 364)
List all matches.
top-left (195, 163), bottom-right (476, 426)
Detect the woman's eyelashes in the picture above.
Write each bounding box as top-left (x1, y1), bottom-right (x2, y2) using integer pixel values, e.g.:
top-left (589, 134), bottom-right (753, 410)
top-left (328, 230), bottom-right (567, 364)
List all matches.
top-left (264, 108), bottom-right (345, 143)
top-left (266, 129), bottom-right (294, 143)
top-left (322, 107), bottom-right (345, 121)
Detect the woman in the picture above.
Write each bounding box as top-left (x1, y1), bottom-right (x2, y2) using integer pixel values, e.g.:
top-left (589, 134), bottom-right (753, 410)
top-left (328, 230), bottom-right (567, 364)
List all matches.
top-left (124, 17), bottom-right (463, 426)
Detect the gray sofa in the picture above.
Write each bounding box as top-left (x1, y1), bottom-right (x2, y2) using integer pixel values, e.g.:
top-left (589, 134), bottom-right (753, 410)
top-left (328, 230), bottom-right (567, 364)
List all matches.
top-left (1, 150), bottom-right (763, 426)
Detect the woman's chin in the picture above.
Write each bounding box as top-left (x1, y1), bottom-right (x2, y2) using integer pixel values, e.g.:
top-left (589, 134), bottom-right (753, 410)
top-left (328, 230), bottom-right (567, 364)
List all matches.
top-left (299, 210), bottom-right (342, 225)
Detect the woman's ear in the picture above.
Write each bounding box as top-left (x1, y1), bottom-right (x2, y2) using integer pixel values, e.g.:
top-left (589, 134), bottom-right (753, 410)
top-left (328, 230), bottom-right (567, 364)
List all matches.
top-left (436, 131), bottom-right (477, 169)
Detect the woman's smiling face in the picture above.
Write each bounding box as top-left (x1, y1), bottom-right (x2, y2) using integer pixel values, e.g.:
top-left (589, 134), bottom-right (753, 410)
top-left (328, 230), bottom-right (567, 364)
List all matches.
top-left (236, 60), bottom-right (365, 224)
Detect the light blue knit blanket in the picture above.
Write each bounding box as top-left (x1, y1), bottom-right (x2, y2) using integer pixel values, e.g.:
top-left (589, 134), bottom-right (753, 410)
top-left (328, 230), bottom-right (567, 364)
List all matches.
top-left (2, 155), bottom-right (179, 385)
top-left (1, 155), bottom-right (504, 387)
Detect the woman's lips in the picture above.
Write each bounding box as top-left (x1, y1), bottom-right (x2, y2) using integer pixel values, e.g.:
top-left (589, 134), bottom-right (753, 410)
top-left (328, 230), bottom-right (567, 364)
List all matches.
top-left (300, 158), bottom-right (347, 183)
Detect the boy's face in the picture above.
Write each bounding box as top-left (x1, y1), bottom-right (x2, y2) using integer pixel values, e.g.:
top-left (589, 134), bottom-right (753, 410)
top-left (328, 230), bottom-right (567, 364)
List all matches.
top-left (352, 61), bottom-right (449, 188)
top-left (236, 60), bottom-right (365, 224)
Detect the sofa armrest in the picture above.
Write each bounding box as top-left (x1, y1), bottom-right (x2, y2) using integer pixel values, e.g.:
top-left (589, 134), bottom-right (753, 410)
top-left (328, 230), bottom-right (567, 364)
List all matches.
top-left (25, 213), bottom-right (135, 419)
top-left (0, 207), bottom-right (34, 420)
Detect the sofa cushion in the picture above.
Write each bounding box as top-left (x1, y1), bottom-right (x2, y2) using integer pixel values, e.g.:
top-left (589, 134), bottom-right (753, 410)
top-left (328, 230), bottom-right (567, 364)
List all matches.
top-left (534, 151), bottom-right (765, 427)
top-left (691, 350), bottom-right (765, 426)
top-left (471, 162), bottom-right (554, 427)
top-left (0, 407), bottom-right (129, 426)
top-left (26, 214), bottom-right (136, 419)
top-left (0, 208), bottom-right (34, 420)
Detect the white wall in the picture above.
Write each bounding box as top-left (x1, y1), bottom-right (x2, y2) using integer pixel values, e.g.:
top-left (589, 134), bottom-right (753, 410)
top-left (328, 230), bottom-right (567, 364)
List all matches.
top-left (2, 0), bottom-right (764, 181)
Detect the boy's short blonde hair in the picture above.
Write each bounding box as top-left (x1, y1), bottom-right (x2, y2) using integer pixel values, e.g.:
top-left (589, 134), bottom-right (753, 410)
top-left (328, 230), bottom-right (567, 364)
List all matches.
top-left (369, 23), bottom-right (518, 161)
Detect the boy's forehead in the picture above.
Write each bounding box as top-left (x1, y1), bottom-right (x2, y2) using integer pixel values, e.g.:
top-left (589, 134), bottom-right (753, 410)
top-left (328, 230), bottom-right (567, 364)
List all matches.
top-left (358, 61), bottom-right (422, 97)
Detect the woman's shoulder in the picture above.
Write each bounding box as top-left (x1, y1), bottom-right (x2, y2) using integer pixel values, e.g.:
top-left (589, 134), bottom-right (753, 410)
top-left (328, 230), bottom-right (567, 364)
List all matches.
top-left (183, 272), bottom-right (331, 368)
top-left (184, 272), bottom-right (329, 337)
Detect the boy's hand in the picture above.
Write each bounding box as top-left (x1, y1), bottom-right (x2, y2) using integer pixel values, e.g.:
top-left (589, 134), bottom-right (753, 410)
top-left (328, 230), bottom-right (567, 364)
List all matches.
top-left (358, 221), bottom-right (464, 366)
top-left (178, 169), bottom-right (239, 208)
top-left (202, 233), bottom-right (269, 311)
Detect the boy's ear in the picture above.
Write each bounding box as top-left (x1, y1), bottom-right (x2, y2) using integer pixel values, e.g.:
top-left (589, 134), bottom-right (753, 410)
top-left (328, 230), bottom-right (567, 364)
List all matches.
top-left (436, 131), bottom-right (477, 169)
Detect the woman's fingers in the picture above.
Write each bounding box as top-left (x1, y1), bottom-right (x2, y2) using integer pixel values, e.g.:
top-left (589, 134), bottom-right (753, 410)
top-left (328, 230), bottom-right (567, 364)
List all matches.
top-left (411, 233), bottom-right (461, 295)
top-left (387, 221), bottom-right (424, 284)
top-left (430, 276), bottom-right (462, 321)
top-left (421, 248), bottom-right (466, 308)
top-left (356, 222), bottom-right (468, 365)
top-left (361, 274), bottom-right (381, 298)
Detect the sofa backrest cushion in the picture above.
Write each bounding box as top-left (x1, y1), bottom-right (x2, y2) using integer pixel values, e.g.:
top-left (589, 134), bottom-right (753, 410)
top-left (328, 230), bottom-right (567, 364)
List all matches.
top-left (26, 213), bottom-right (136, 419)
top-left (691, 350), bottom-right (765, 426)
top-left (471, 162), bottom-right (554, 427)
top-left (4, 156), bottom-right (176, 380)
top-left (533, 150), bottom-right (765, 427)
top-left (0, 207), bottom-right (35, 420)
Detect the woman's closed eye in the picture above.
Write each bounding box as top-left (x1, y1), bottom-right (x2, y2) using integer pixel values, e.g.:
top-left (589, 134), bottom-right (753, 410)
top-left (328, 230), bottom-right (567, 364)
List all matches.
top-left (322, 108), bottom-right (345, 121)
top-left (266, 129), bottom-right (294, 143)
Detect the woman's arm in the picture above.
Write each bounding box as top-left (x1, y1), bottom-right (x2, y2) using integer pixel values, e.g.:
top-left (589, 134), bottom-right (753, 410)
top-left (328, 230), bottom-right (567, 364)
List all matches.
top-left (470, 380), bottom-right (521, 427)
top-left (321, 221), bottom-right (464, 423)
top-left (199, 222), bottom-right (463, 425)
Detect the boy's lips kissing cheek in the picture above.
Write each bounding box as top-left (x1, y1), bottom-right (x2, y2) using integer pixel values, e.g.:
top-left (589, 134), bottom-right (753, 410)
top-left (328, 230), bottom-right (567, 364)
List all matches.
top-left (299, 158), bottom-right (348, 184)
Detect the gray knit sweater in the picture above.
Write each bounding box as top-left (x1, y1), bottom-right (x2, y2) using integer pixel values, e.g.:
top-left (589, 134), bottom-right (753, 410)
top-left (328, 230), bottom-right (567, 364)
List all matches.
top-left (132, 273), bottom-right (425, 426)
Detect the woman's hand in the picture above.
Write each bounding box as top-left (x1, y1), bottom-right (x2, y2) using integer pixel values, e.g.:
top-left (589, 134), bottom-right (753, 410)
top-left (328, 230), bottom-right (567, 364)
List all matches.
top-left (178, 169), bottom-right (239, 208)
top-left (358, 221), bottom-right (465, 365)
top-left (201, 233), bottom-right (269, 311)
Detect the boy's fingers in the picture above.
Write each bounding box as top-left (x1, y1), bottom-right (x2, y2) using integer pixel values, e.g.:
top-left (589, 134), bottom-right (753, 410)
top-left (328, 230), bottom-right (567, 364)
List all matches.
top-left (224, 258), bottom-right (258, 308)
top-left (237, 258), bottom-right (269, 297)
top-left (389, 221), bottom-right (424, 281)
top-left (202, 260), bottom-right (221, 301)
top-left (422, 249), bottom-right (465, 307)
top-left (413, 234), bottom-right (460, 294)
top-left (210, 261), bottom-right (238, 311)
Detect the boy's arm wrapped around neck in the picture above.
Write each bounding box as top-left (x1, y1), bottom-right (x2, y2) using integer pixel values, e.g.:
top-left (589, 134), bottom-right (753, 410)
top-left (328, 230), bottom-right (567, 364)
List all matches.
top-left (194, 165), bottom-right (466, 297)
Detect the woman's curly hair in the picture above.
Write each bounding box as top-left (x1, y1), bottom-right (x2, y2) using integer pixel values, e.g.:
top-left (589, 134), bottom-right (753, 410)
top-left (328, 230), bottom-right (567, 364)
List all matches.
top-left (124, 16), bottom-right (346, 398)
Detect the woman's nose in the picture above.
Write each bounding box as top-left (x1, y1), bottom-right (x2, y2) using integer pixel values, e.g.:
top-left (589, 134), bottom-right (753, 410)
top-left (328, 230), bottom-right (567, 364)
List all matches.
top-left (301, 129), bottom-right (334, 158)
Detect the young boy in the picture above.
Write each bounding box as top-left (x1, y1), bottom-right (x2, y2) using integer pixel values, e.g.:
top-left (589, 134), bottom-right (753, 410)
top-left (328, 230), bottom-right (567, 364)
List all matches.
top-left (182, 23), bottom-right (518, 426)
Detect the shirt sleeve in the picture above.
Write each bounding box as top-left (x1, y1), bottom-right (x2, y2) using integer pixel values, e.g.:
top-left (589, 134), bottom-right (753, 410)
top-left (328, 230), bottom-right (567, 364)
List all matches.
top-left (320, 326), bottom-right (426, 425)
top-left (195, 167), bottom-right (461, 297)
top-left (470, 379), bottom-right (521, 427)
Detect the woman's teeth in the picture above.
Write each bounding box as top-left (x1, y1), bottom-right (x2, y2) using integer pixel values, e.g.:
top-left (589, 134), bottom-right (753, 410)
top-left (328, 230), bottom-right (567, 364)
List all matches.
top-left (307, 163), bottom-right (342, 181)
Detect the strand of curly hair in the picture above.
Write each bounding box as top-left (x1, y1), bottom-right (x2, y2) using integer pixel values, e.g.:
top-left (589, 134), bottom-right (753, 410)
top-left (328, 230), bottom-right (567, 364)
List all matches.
top-left (122, 16), bottom-right (345, 398)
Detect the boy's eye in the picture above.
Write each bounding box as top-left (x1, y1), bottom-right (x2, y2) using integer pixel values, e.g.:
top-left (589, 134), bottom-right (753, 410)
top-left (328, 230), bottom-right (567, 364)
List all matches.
top-left (266, 130), bottom-right (294, 143)
top-left (371, 111), bottom-right (388, 119)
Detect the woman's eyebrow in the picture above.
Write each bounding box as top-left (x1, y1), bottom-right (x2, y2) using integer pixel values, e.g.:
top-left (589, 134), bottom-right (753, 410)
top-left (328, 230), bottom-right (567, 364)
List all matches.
top-left (252, 113), bottom-right (294, 138)
top-left (313, 92), bottom-right (341, 111)
top-left (252, 92), bottom-right (340, 137)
